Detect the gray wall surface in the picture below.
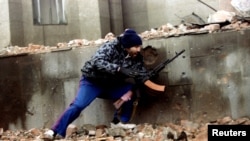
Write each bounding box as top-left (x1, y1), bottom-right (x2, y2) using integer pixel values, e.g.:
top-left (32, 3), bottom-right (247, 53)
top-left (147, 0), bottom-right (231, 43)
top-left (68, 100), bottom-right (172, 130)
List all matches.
top-left (1, 29), bottom-right (250, 130)
top-left (109, 0), bottom-right (124, 35)
top-left (0, 0), bottom-right (11, 48)
top-left (9, 0), bottom-right (24, 46)
top-left (0, 0), bottom-right (238, 48)
top-left (122, 0), bottom-right (237, 33)
top-left (1, 0), bottom-right (114, 47)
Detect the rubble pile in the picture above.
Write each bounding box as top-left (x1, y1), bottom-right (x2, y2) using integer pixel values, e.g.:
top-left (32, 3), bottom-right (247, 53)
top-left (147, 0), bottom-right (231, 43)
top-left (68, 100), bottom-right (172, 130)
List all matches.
top-left (0, 33), bottom-right (116, 58)
top-left (141, 10), bottom-right (250, 40)
top-left (1, 11), bottom-right (250, 58)
top-left (0, 116), bottom-right (249, 141)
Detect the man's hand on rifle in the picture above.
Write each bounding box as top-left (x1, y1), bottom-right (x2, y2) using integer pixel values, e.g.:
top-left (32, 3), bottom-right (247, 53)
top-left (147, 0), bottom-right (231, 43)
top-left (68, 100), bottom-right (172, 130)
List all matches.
top-left (117, 67), bottom-right (138, 78)
top-left (118, 67), bottom-right (149, 83)
top-left (118, 67), bottom-right (147, 79)
top-left (134, 73), bottom-right (150, 84)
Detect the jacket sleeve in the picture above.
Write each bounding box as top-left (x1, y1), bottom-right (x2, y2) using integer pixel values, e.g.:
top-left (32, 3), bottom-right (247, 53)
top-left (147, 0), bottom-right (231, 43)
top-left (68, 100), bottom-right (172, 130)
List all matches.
top-left (91, 43), bottom-right (119, 74)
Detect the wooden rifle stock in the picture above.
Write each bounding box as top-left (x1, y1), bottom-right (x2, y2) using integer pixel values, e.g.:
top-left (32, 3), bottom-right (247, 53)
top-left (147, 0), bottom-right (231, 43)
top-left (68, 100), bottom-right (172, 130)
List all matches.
top-left (142, 49), bottom-right (185, 92)
top-left (144, 80), bottom-right (165, 92)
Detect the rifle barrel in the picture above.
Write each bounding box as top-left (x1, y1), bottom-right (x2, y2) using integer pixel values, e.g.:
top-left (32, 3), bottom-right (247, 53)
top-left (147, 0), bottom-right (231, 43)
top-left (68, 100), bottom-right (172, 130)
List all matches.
top-left (157, 49), bottom-right (185, 68)
top-left (148, 49), bottom-right (185, 77)
top-left (168, 49), bottom-right (185, 63)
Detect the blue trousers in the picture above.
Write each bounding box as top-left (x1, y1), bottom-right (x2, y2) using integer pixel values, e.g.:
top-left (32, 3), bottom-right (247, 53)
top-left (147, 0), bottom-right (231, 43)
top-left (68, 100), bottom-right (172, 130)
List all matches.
top-left (51, 76), bottom-right (134, 137)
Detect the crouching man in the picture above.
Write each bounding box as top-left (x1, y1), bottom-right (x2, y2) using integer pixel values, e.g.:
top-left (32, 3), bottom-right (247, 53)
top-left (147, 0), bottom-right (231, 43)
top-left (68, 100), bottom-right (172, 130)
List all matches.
top-left (44, 29), bottom-right (148, 139)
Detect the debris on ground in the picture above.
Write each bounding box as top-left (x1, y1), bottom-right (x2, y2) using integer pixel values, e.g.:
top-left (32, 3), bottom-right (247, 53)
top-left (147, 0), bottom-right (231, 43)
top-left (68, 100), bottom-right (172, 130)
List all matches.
top-left (0, 116), bottom-right (249, 141)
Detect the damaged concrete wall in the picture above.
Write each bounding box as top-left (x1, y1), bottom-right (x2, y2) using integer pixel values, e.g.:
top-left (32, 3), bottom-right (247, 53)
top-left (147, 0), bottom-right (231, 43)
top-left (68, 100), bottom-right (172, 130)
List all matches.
top-left (1, 29), bottom-right (250, 130)
top-left (0, 0), bottom-right (240, 48)
top-left (0, 46), bottom-right (114, 130)
top-left (134, 29), bottom-right (250, 124)
top-left (123, 0), bottom-right (238, 33)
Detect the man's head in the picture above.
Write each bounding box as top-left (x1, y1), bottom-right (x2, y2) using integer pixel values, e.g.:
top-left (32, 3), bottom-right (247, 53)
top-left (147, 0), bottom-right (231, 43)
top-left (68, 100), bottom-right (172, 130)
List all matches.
top-left (121, 29), bottom-right (142, 58)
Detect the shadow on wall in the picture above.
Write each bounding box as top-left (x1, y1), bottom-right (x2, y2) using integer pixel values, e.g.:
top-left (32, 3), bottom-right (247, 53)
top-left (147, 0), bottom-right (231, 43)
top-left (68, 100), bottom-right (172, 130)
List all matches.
top-left (0, 57), bottom-right (33, 130)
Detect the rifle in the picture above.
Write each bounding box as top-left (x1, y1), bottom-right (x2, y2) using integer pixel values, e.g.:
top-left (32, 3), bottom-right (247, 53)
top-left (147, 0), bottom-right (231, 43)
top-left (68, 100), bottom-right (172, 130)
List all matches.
top-left (147, 49), bottom-right (185, 79)
top-left (114, 49), bottom-right (186, 109)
